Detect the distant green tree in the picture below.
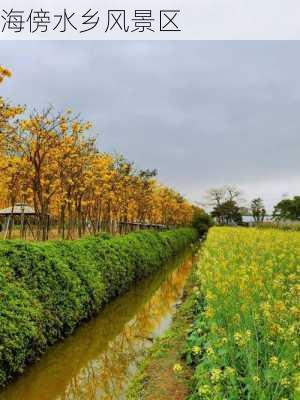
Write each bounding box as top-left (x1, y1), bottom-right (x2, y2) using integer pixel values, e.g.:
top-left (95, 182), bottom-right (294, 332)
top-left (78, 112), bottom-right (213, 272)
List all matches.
top-left (212, 200), bottom-right (242, 225)
top-left (251, 198), bottom-right (266, 223)
top-left (193, 212), bottom-right (214, 236)
top-left (273, 196), bottom-right (300, 221)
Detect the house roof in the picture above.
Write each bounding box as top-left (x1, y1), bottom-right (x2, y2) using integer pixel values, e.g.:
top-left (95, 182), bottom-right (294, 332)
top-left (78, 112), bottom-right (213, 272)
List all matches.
top-left (0, 203), bottom-right (36, 215)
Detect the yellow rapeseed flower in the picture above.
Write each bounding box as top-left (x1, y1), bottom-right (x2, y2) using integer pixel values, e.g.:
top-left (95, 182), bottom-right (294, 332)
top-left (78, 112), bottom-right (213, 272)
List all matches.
top-left (280, 377), bottom-right (290, 388)
top-left (206, 346), bottom-right (214, 357)
top-left (192, 345), bottom-right (201, 355)
top-left (224, 367), bottom-right (236, 377)
top-left (198, 384), bottom-right (211, 396)
top-left (210, 368), bottom-right (222, 383)
top-left (173, 363), bottom-right (183, 373)
top-left (269, 356), bottom-right (279, 367)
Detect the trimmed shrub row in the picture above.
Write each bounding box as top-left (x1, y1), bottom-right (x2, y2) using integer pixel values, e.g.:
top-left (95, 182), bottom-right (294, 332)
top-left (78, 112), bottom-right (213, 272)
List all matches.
top-left (0, 228), bottom-right (198, 386)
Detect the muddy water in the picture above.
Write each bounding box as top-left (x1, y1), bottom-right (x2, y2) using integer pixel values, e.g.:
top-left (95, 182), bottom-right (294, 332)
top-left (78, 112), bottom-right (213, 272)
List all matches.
top-left (0, 250), bottom-right (196, 400)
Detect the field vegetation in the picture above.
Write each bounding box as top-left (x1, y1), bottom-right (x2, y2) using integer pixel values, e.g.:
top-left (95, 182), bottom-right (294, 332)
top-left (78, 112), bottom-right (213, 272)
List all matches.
top-left (185, 227), bottom-right (300, 400)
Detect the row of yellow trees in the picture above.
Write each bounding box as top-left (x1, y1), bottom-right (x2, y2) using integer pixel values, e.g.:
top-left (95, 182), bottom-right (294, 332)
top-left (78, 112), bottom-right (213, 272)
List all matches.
top-left (0, 67), bottom-right (199, 240)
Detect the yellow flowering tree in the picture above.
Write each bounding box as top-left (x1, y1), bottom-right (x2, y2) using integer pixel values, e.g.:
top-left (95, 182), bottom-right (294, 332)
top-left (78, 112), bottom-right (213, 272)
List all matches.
top-left (0, 67), bottom-right (199, 239)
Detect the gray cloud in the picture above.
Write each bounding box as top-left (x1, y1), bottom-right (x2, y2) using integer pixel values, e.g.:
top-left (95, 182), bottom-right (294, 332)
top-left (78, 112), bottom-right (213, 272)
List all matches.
top-left (0, 41), bottom-right (299, 211)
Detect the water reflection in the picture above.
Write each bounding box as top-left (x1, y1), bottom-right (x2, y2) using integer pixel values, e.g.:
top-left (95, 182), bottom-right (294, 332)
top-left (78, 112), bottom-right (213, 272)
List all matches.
top-left (0, 251), bottom-right (195, 400)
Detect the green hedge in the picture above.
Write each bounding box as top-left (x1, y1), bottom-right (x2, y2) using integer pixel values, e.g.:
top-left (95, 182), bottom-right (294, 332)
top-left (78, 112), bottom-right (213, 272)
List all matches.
top-left (0, 228), bottom-right (198, 386)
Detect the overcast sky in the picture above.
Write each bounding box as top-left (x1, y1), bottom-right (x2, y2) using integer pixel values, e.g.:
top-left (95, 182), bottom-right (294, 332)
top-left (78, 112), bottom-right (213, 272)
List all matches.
top-left (1, 41), bottom-right (299, 211)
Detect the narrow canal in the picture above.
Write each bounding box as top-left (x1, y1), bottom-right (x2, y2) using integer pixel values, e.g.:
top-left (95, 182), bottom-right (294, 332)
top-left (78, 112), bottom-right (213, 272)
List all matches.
top-left (0, 249), bottom-right (196, 400)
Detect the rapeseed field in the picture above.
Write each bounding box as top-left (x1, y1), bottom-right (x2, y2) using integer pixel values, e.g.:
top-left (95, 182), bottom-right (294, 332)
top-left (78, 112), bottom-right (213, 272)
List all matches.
top-left (186, 227), bottom-right (300, 400)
